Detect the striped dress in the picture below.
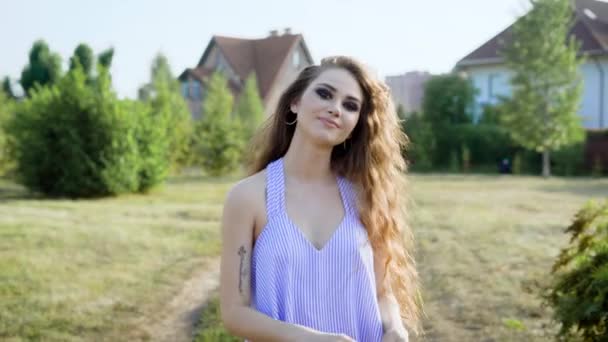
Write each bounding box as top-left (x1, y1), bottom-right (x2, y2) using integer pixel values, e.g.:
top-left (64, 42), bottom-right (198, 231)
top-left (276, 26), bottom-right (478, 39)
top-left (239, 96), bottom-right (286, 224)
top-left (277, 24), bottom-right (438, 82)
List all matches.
top-left (249, 157), bottom-right (384, 341)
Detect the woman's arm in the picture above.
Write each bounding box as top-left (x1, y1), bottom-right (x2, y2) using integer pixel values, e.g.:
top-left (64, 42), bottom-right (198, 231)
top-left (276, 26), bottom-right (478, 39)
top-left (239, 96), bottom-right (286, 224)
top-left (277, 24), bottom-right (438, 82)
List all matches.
top-left (219, 179), bottom-right (352, 342)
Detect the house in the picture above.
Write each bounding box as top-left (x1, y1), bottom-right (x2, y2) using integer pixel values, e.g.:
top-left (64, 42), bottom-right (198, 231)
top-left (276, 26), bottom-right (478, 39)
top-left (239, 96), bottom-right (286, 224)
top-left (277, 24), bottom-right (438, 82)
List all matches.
top-left (454, 0), bottom-right (608, 130)
top-left (179, 29), bottom-right (314, 120)
top-left (385, 71), bottom-right (431, 115)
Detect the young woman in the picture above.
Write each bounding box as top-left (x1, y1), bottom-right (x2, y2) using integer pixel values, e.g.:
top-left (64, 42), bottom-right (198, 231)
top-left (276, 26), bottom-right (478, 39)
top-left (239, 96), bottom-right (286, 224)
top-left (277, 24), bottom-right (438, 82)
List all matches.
top-left (219, 56), bottom-right (423, 342)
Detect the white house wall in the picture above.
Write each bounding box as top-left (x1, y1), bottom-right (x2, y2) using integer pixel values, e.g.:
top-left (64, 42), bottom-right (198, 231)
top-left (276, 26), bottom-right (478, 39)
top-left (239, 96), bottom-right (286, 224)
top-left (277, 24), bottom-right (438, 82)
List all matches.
top-left (465, 65), bottom-right (512, 123)
top-left (464, 59), bottom-right (608, 129)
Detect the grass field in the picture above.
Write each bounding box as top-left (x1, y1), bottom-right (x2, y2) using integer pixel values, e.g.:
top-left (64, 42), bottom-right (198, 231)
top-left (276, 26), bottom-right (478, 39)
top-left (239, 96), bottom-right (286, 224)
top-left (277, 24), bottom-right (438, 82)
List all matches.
top-left (0, 175), bottom-right (233, 341)
top-left (1, 173), bottom-right (607, 341)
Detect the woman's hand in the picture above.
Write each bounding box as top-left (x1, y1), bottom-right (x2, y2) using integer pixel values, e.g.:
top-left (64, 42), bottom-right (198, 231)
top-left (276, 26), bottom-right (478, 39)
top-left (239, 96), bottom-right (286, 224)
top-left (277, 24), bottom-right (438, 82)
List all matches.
top-left (381, 327), bottom-right (409, 342)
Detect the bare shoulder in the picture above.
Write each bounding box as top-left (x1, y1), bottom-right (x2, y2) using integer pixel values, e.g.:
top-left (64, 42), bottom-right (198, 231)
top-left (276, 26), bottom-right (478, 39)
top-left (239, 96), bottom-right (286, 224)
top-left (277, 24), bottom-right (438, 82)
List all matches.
top-left (223, 169), bottom-right (266, 217)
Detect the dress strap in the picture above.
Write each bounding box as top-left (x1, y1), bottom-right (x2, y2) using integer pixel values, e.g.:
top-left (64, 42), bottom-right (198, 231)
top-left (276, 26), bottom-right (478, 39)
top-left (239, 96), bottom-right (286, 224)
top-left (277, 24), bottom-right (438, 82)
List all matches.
top-left (338, 176), bottom-right (358, 219)
top-left (265, 157), bottom-right (287, 219)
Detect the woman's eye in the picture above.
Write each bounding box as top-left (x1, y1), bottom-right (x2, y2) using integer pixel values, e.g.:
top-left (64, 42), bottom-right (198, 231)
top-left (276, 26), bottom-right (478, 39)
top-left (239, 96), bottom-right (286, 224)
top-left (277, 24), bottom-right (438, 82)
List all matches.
top-left (344, 102), bottom-right (359, 112)
top-left (316, 88), bottom-right (332, 100)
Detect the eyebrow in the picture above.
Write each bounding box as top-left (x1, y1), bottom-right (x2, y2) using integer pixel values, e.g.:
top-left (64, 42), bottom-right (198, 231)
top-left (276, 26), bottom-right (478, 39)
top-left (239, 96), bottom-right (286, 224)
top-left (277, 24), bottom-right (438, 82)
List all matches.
top-left (318, 83), bottom-right (362, 104)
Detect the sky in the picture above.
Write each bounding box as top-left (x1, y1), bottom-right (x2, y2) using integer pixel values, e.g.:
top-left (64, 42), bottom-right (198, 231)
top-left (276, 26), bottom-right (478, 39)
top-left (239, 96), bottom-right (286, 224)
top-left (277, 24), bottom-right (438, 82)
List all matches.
top-left (0, 0), bottom-right (531, 99)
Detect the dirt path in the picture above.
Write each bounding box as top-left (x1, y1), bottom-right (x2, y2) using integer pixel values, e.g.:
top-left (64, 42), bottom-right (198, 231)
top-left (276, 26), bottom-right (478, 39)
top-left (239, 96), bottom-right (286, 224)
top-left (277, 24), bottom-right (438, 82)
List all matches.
top-left (145, 257), bottom-right (221, 342)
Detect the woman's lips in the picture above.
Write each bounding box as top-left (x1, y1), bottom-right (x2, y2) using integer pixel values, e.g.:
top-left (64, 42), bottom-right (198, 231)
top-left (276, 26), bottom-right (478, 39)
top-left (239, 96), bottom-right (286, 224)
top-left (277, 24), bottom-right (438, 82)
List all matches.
top-left (318, 117), bottom-right (340, 128)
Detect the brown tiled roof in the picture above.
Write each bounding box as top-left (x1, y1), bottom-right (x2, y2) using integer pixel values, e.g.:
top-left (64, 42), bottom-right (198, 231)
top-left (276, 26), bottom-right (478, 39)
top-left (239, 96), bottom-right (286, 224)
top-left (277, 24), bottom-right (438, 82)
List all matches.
top-left (183, 33), bottom-right (313, 100)
top-left (456, 0), bottom-right (608, 68)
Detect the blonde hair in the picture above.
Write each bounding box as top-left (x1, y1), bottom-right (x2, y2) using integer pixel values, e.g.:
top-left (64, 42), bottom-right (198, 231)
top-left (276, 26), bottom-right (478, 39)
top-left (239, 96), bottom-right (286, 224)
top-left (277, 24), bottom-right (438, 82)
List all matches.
top-left (247, 56), bottom-right (424, 336)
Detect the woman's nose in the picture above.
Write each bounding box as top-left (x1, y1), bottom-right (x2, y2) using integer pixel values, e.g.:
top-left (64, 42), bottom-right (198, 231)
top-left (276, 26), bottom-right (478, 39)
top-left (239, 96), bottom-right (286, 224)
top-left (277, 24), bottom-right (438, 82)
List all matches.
top-left (328, 102), bottom-right (341, 116)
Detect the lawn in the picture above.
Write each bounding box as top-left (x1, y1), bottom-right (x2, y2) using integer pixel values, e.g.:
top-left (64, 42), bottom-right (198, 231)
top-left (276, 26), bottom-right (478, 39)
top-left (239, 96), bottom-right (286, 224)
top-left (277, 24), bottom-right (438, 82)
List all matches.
top-left (409, 174), bottom-right (608, 341)
top-left (0, 175), bottom-right (233, 341)
top-left (1, 173), bottom-right (607, 341)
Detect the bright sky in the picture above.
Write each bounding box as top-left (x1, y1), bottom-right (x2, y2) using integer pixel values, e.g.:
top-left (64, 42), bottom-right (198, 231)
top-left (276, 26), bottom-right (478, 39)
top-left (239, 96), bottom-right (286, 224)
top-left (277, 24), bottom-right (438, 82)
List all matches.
top-left (0, 0), bottom-right (531, 99)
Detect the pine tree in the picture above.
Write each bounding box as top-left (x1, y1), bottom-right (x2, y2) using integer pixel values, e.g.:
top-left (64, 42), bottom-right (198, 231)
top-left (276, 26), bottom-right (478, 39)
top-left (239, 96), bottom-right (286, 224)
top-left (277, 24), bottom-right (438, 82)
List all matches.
top-left (500, 0), bottom-right (585, 177)
top-left (234, 73), bottom-right (265, 141)
top-left (20, 40), bottom-right (62, 95)
top-left (140, 53), bottom-right (193, 172)
top-left (193, 72), bottom-right (243, 176)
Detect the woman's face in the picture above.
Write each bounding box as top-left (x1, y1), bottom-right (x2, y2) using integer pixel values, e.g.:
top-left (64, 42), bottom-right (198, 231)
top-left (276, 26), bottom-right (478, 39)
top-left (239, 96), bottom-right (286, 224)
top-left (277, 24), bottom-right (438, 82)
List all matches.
top-left (290, 68), bottom-right (363, 149)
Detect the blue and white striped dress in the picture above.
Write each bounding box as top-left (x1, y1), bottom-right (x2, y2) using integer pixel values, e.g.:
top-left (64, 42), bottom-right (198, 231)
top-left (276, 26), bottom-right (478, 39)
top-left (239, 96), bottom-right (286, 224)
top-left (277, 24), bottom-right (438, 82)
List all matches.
top-left (249, 157), bottom-right (384, 341)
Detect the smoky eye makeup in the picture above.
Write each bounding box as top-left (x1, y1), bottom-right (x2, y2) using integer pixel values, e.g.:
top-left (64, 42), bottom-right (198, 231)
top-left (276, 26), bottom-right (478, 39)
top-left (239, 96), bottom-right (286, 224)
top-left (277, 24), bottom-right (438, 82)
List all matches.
top-left (315, 83), bottom-right (361, 112)
top-left (315, 87), bottom-right (332, 99)
top-left (344, 101), bottom-right (359, 112)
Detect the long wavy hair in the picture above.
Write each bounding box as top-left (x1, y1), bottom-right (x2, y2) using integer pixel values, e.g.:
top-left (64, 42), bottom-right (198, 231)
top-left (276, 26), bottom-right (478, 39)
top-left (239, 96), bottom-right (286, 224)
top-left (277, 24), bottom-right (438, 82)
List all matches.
top-left (246, 56), bottom-right (424, 336)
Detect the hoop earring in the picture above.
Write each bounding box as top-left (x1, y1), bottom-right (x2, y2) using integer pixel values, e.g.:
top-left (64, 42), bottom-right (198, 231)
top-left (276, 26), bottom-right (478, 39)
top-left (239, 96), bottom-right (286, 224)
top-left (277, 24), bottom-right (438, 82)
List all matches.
top-left (286, 112), bottom-right (297, 125)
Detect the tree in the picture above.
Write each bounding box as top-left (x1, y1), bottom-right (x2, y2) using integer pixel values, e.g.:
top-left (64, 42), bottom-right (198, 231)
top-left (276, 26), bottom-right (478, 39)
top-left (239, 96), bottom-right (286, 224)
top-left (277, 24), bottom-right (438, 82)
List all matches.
top-left (193, 72), bottom-right (243, 176)
top-left (234, 73), bottom-right (265, 141)
top-left (138, 53), bottom-right (179, 100)
top-left (500, 0), bottom-right (585, 177)
top-left (20, 40), bottom-right (62, 95)
top-left (69, 43), bottom-right (94, 77)
top-left (0, 90), bottom-right (14, 176)
top-left (140, 53), bottom-right (193, 172)
top-left (2, 77), bottom-right (14, 99)
top-left (98, 48), bottom-right (114, 69)
top-left (421, 73), bottom-right (475, 130)
top-left (396, 104), bottom-right (407, 121)
top-left (420, 73), bottom-right (476, 169)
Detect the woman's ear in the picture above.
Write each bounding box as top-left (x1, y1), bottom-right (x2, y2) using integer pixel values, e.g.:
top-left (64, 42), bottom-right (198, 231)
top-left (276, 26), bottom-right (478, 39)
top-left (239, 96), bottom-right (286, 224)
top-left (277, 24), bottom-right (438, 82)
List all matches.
top-left (290, 99), bottom-right (299, 114)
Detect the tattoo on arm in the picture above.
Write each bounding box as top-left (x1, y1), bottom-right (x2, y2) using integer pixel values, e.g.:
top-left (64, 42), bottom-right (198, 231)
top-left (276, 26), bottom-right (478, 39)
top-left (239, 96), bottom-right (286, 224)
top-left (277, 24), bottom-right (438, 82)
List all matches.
top-left (238, 246), bottom-right (247, 294)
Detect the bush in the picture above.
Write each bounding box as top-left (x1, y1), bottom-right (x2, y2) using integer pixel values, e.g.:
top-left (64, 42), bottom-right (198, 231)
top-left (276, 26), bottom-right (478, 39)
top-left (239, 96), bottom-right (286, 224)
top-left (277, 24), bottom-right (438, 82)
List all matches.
top-left (552, 142), bottom-right (585, 176)
top-left (126, 99), bottom-right (171, 192)
top-left (432, 123), bottom-right (515, 172)
top-left (192, 72), bottom-right (243, 176)
top-left (141, 53), bottom-right (194, 173)
top-left (402, 111), bottom-right (435, 172)
top-left (462, 144), bottom-right (471, 172)
top-left (5, 67), bottom-right (171, 197)
top-left (513, 152), bottom-right (522, 175)
top-left (0, 90), bottom-right (15, 177)
top-left (543, 198), bottom-right (608, 341)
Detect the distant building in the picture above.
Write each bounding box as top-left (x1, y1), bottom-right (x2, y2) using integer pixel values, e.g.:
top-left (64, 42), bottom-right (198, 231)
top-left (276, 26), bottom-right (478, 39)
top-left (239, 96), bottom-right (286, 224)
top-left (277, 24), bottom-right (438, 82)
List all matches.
top-left (179, 29), bottom-right (314, 119)
top-left (385, 71), bottom-right (431, 114)
top-left (454, 0), bottom-right (608, 129)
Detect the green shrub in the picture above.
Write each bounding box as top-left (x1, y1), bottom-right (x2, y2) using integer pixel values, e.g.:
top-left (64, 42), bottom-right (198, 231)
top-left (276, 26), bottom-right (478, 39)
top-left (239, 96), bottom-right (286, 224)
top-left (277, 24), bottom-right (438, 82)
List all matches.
top-left (513, 152), bottom-right (522, 175)
top-left (462, 144), bottom-right (471, 172)
top-left (126, 99), bottom-right (171, 193)
top-left (192, 72), bottom-right (243, 176)
top-left (449, 150), bottom-right (460, 173)
top-left (5, 66), bottom-right (172, 197)
top-left (553, 142), bottom-right (585, 176)
top-left (142, 54), bottom-right (194, 173)
top-left (402, 111), bottom-right (435, 172)
top-left (0, 90), bottom-right (15, 177)
top-left (592, 156), bottom-right (604, 178)
top-left (542, 198), bottom-right (608, 341)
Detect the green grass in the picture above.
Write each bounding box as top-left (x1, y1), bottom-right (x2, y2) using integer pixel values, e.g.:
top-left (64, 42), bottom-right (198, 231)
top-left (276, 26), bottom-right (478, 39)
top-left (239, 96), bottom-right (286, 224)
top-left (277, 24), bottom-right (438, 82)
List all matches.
top-left (192, 173), bottom-right (608, 342)
top-left (192, 295), bottom-right (240, 342)
top-left (2, 173), bottom-right (608, 341)
top-left (409, 174), bottom-right (608, 341)
top-left (0, 175), bottom-right (234, 341)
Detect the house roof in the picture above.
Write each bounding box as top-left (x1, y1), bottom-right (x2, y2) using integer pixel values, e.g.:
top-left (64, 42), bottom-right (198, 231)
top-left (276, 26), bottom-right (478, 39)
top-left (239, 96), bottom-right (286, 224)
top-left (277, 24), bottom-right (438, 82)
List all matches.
top-left (456, 0), bottom-right (608, 68)
top-left (180, 32), bottom-right (313, 99)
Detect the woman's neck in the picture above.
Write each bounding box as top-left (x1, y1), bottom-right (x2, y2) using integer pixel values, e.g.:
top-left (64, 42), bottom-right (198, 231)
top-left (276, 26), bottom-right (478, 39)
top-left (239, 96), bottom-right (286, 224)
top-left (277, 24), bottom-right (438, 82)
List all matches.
top-left (282, 136), bottom-right (335, 184)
